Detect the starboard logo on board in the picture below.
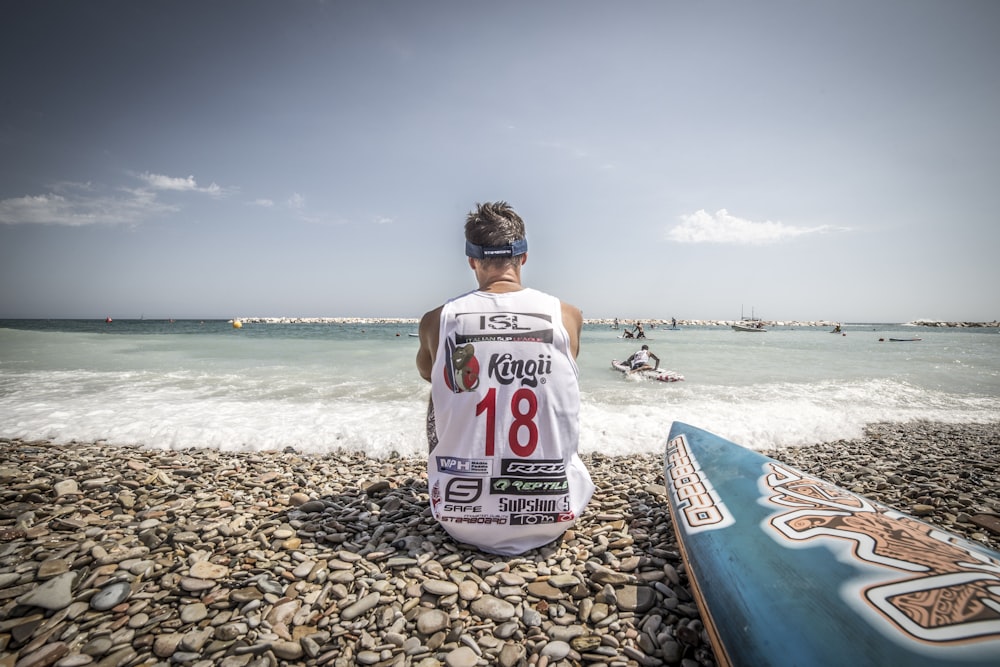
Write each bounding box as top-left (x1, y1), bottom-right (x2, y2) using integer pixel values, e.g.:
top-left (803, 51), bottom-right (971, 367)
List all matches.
top-left (665, 434), bottom-right (735, 533)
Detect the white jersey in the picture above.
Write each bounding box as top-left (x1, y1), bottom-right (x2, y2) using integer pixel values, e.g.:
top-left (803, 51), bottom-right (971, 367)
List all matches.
top-left (428, 288), bottom-right (594, 555)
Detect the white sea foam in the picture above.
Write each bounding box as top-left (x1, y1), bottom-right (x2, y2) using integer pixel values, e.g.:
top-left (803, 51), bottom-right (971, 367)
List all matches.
top-left (1, 322), bottom-right (998, 457)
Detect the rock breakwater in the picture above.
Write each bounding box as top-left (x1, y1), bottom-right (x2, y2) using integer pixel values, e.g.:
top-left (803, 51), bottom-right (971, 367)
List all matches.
top-left (905, 320), bottom-right (1000, 328)
top-left (226, 317), bottom-right (999, 329)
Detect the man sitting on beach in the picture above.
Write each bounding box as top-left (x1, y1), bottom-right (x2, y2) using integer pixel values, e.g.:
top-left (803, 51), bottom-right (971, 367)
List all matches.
top-left (416, 201), bottom-right (595, 555)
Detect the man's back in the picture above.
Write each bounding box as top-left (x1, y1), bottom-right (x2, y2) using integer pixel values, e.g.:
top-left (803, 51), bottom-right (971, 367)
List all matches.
top-left (425, 287), bottom-right (594, 555)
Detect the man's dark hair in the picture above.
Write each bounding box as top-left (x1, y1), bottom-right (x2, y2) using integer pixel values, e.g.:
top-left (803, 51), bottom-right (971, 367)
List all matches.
top-left (465, 201), bottom-right (526, 268)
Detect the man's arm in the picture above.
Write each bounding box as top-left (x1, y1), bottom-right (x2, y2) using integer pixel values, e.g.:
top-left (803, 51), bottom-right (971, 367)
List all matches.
top-left (416, 306), bottom-right (442, 382)
top-left (560, 301), bottom-right (583, 358)
top-left (650, 352), bottom-right (661, 368)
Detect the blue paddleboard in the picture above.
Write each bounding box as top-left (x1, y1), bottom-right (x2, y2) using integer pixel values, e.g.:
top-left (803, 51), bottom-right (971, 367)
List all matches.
top-left (663, 421), bottom-right (1000, 667)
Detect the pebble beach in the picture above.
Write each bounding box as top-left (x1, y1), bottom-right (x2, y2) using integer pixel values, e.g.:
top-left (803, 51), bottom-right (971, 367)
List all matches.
top-left (2, 421), bottom-right (998, 667)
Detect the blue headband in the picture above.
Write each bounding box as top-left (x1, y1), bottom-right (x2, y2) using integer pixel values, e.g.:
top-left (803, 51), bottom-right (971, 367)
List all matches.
top-left (465, 238), bottom-right (527, 259)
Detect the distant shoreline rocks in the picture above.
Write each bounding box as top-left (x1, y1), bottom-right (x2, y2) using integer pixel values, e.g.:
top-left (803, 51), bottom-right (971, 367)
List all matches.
top-left (227, 317), bottom-right (999, 328)
top-left (588, 318), bottom-right (998, 328)
top-left (589, 318), bottom-right (842, 328)
top-left (905, 319), bottom-right (1000, 328)
top-left (232, 317), bottom-right (419, 325)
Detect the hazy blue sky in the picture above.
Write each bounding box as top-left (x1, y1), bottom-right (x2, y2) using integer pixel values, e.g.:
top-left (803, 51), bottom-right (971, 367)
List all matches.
top-left (2, 1), bottom-right (997, 322)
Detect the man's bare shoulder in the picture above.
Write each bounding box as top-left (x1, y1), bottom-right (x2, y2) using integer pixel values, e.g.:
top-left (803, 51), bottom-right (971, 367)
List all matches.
top-left (560, 301), bottom-right (583, 327)
top-left (416, 306), bottom-right (443, 383)
top-left (419, 306), bottom-right (443, 331)
top-left (559, 300), bottom-right (583, 358)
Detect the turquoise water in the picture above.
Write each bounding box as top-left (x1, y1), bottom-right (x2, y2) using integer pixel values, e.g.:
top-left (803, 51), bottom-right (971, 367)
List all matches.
top-left (1, 319), bottom-right (998, 456)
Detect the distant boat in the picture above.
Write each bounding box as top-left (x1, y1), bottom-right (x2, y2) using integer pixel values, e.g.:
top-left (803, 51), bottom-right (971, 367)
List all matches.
top-left (732, 306), bottom-right (766, 332)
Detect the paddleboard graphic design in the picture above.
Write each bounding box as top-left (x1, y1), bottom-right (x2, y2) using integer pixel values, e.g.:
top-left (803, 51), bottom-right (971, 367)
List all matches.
top-left (762, 462), bottom-right (1000, 645)
top-left (663, 422), bottom-right (1000, 667)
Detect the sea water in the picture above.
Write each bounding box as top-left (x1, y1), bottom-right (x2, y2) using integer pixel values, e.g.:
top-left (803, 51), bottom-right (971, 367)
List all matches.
top-left (1, 319), bottom-right (998, 456)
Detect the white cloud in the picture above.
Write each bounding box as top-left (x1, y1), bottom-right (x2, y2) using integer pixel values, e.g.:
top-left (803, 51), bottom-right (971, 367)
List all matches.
top-left (137, 172), bottom-right (224, 196)
top-left (288, 193), bottom-right (306, 210)
top-left (0, 182), bottom-right (177, 226)
top-left (251, 198), bottom-right (275, 207)
top-left (0, 172), bottom-right (235, 226)
top-left (666, 209), bottom-right (847, 245)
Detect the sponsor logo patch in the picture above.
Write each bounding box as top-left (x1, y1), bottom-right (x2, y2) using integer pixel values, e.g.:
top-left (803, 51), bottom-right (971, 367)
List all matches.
top-left (498, 496), bottom-right (570, 513)
top-left (438, 514), bottom-right (509, 525)
top-left (490, 477), bottom-right (568, 495)
top-left (436, 456), bottom-right (493, 477)
top-left (510, 512), bottom-right (572, 525)
top-left (444, 478), bottom-right (483, 504)
top-left (500, 458), bottom-right (566, 476)
top-left (454, 312), bottom-right (554, 344)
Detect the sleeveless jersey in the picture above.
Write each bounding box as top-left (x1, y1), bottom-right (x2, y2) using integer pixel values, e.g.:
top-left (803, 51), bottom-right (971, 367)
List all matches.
top-left (427, 288), bottom-right (594, 555)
